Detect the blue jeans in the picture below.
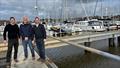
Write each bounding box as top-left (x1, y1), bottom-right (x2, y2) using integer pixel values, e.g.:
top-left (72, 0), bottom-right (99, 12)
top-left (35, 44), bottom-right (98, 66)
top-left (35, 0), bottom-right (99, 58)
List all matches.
top-left (22, 40), bottom-right (35, 58)
top-left (36, 39), bottom-right (46, 60)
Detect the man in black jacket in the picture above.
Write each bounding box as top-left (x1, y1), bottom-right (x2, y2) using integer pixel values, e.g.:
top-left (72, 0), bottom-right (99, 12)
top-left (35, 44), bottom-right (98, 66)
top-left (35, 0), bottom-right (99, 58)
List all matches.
top-left (33, 17), bottom-right (46, 62)
top-left (3, 17), bottom-right (20, 66)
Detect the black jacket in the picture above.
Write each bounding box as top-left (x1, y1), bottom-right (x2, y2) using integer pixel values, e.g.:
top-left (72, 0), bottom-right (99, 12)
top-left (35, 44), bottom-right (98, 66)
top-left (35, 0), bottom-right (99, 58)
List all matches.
top-left (3, 24), bottom-right (20, 40)
top-left (33, 24), bottom-right (46, 40)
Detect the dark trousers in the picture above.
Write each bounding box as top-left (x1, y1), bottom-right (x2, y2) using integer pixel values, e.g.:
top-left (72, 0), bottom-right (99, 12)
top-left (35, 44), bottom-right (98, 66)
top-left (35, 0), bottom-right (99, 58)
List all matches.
top-left (6, 39), bottom-right (19, 63)
top-left (36, 39), bottom-right (46, 60)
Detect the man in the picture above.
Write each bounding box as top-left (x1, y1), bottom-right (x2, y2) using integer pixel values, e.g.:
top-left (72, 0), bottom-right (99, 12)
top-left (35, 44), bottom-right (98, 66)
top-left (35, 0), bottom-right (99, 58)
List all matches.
top-left (20, 16), bottom-right (35, 60)
top-left (33, 17), bottom-right (46, 62)
top-left (3, 17), bottom-right (20, 66)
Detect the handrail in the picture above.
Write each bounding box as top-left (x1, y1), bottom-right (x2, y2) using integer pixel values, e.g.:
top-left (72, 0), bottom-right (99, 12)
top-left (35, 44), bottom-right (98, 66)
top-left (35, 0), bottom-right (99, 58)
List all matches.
top-left (50, 36), bottom-right (120, 61)
top-left (45, 31), bottom-right (120, 45)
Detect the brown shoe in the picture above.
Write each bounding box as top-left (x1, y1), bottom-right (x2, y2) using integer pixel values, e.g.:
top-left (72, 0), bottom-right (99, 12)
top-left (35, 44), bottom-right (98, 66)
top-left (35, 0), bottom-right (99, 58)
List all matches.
top-left (37, 58), bottom-right (41, 61)
top-left (41, 59), bottom-right (46, 63)
top-left (23, 57), bottom-right (27, 61)
top-left (6, 65), bottom-right (10, 68)
top-left (32, 57), bottom-right (35, 60)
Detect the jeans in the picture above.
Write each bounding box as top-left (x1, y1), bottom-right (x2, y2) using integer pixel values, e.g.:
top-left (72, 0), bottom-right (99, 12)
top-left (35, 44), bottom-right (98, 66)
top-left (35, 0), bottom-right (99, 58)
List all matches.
top-left (22, 39), bottom-right (35, 58)
top-left (36, 39), bottom-right (45, 60)
top-left (6, 39), bottom-right (19, 63)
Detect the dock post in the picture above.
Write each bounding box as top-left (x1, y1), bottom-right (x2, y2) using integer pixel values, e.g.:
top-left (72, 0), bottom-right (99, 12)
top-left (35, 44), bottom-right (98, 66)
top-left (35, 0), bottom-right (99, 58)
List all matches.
top-left (84, 38), bottom-right (91, 53)
top-left (117, 36), bottom-right (120, 47)
top-left (108, 34), bottom-right (115, 47)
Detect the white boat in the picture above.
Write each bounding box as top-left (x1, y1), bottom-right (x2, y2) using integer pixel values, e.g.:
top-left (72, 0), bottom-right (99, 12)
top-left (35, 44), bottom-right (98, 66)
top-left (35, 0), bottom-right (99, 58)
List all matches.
top-left (114, 21), bottom-right (120, 29)
top-left (72, 21), bottom-right (86, 32)
top-left (75, 19), bottom-right (106, 32)
top-left (88, 20), bottom-right (106, 31)
top-left (0, 25), bottom-right (5, 35)
top-left (100, 19), bottom-right (117, 30)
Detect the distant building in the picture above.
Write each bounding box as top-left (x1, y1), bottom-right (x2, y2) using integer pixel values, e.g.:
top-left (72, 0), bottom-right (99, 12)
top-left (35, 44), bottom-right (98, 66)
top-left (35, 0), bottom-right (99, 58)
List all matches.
top-left (0, 20), bottom-right (9, 26)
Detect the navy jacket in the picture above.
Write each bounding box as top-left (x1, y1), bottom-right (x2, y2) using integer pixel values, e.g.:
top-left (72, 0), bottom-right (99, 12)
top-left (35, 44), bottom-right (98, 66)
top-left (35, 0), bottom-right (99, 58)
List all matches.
top-left (19, 23), bottom-right (33, 40)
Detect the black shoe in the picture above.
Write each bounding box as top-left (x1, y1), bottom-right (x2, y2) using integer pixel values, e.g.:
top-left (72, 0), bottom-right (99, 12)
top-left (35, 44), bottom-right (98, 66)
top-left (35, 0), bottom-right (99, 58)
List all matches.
top-left (14, 59), bottom-right (19, 62)
top-left (6, 62), bottom-right (11, 68)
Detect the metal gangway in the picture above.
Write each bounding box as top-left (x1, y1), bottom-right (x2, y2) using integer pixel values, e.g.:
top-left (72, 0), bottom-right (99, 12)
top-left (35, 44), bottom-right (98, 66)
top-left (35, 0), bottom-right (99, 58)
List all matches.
top-left (0, 39), bottom-right (58, 68)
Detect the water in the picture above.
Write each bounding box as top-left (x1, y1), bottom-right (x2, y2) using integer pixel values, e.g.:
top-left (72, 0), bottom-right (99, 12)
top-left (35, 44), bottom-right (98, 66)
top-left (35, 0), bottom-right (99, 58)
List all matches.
top-left (46, 39), bottom-right (120, 68)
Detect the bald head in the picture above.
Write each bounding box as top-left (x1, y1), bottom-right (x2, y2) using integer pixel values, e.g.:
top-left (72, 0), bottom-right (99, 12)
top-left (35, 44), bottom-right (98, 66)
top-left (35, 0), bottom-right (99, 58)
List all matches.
top-left (23, 16), bottom-right (29, 24)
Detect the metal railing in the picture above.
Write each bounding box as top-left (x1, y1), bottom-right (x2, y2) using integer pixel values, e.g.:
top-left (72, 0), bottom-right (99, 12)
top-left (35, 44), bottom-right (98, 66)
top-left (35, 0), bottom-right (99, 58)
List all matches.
top-left (49, 36), bottom-right (120, 61)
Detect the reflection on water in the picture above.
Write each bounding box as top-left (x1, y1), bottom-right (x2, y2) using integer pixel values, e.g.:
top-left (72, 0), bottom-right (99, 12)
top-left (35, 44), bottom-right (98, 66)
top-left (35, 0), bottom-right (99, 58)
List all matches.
top-left (46, 39), bottom-right (120, 68)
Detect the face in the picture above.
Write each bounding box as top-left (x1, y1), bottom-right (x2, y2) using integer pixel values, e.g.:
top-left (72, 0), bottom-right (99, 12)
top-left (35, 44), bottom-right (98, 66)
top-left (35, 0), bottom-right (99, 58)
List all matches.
top-left (35, 18), bottom-right (40, 24)
top-left (10, 18), bottom-right (16, 25)
top-left (23, 16), bottom-right (29, 24)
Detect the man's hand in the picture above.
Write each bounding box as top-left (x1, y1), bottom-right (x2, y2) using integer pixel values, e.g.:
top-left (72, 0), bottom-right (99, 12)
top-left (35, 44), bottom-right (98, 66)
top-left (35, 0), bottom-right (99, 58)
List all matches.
top-left (44, 39), bottom-right (46, 42)
top-left (32, 41), bottom-right (35, 44)
top-left (4, 40), bottom-right (7, 46)
top-left (32, 41), bottom-right (35, 47)
top-left (25, 37), bottom-right (28, 41)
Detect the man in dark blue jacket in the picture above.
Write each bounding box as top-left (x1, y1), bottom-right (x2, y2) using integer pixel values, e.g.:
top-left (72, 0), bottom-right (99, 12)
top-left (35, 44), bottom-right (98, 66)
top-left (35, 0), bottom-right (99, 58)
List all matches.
top-left (20, 16), bottom-right (35, 60)
top-left (33, 17), bottom-right (46, 62)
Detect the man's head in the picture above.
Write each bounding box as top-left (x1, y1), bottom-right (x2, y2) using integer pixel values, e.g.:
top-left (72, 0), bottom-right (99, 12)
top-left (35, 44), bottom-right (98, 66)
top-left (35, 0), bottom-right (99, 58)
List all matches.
top-left (23, 16), bottom-right (29, 24)
top-left (34, 17), bottom-right (41, 24)
top-left (10, 17), bottom-right (16, 25)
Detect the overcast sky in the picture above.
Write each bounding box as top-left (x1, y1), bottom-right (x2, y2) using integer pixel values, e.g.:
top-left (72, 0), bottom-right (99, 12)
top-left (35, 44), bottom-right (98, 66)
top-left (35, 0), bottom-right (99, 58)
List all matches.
top-left (0, 0), bottom-right (120, 20)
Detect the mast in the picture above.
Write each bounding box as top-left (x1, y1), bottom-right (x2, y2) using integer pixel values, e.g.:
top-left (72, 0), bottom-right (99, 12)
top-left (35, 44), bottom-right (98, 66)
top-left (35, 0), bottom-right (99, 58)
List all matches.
top-left (105, 8), bottom-right (108, 16)
top-left (22, 0), bottom-right (25, 16)
top-left (0, 0), bottom-right (2, 20)
top-left (54, 0), bottom-right (57, 23)
top-left (101, 0), bottom-right (103, 19)
top-left (80, 0), bottom-right (89, 21)
top-left (34, 0), bottom-right (38, 16)
top-left (62, 0), bottom-right (68, 21)
top-left (64, 0), bottom-right (68, 21)
top-left (93, 0), bottom-right (98, 16)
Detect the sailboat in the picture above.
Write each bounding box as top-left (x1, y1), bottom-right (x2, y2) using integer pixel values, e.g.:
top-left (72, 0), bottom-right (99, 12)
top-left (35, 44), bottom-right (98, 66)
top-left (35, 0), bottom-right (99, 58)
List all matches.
top-left (73, 0), bottom-right (106, 32)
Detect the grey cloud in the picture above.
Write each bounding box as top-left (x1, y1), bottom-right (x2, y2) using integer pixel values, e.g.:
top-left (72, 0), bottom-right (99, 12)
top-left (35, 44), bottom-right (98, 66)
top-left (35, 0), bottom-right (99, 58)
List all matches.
top-left (0, 0), bottom-right (120, 20)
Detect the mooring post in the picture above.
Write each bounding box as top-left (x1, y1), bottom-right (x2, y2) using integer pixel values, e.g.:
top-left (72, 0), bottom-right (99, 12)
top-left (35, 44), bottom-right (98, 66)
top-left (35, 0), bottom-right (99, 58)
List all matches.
top-left (108, 34), bottom-right (115, 47)
top-left (117, 36), bottom-right (120, 47)
top-left (84, 38), bottom-right (91, 53)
